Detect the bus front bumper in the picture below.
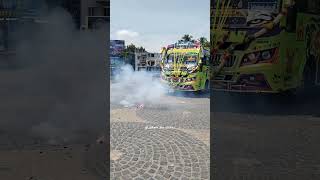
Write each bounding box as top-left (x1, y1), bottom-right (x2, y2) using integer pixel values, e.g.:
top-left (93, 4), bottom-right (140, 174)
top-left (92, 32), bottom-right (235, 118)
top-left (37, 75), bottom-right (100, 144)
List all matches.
top-left (212, 81), bottom-right (277, 93)
top-left (160, 79), bottom-right (198, 91)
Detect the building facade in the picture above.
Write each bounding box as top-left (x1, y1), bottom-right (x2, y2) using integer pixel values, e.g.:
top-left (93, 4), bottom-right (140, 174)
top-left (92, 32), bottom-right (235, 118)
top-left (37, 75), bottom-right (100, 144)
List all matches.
top-left (135, 52), bottom-right (161, 72)
top-left (45, 0), bottom-right (110, 30)
top-left (0, 0), bottom-right (23, 52)
top-left (0, 0), bottom-right (35, 68)
top-left (80, 0), bottom-right (109, 30)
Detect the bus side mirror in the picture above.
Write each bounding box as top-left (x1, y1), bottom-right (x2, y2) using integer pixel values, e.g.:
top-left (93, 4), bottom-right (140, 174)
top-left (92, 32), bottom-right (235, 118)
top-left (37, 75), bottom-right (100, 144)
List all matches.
top-left (286, 4), bottom-right (298, 32)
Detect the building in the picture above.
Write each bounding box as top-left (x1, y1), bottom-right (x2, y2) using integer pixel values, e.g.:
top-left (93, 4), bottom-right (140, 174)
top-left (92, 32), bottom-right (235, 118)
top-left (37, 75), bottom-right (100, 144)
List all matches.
top-left (45, 0), bottom-right (110, 30)
top-left (0, 0), bottom-right (110, 51)
top-left (80, 0), bottom-right (109, 30)
top-left (0, 0), bottom-right (23, 52)
top-left (135, 52), bottom-right (161, 72)
top-left (110, 40), bottom-right (125, 76)
top-left (0, 0), bottom-right (30, 68)
top-left (0, 0), bottom-right (80, 68)
top-left (0, 0), bottom-right (51, 49)
top-left (60, 0), bottom-right (110, 30)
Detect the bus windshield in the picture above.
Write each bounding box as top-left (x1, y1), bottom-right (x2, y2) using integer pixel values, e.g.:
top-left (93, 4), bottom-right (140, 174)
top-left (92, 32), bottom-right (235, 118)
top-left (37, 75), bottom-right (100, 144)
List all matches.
top-left (165, 54), bottom-right (174, 64)
top-left (183, 55), bottom-right (198, 65)
top-left (165, 53), bottom-right (198, 64)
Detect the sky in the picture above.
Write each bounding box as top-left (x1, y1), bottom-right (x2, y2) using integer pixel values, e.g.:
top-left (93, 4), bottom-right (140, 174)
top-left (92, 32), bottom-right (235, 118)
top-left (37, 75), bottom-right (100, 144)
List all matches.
top-left (111, 0), bottom-right (210, 52)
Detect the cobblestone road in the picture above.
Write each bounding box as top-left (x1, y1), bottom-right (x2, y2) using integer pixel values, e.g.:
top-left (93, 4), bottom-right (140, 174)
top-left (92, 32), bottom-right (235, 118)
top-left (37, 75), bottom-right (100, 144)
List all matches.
top-left (110, 92), bottom-right (210, 180)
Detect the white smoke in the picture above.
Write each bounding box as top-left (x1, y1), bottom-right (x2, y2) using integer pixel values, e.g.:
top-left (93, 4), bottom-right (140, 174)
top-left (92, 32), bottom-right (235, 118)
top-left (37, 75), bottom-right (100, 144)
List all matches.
top-left (111, 64), bottom-right (168, 107)
top-left (0, 6), bottom-right (107, 144)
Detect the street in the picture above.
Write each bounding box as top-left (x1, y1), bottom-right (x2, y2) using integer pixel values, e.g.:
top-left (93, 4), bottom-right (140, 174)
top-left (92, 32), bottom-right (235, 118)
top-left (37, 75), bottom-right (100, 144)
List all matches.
top-left (110, 90), bottom-right (210, 179)
top-left (213, 92), bottom-right (320, 180)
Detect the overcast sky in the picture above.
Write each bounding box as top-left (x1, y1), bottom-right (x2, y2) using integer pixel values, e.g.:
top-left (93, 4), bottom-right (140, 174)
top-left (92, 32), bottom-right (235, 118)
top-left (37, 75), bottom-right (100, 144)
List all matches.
top-left (111, 0), bottom-right (210, 52)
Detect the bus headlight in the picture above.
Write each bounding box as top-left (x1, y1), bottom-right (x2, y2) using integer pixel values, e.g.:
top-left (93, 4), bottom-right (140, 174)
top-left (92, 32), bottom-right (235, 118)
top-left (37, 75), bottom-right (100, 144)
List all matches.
top-left (185, 77), bottom-right (196, 82)
top-left (261, 50), bottom-right (271, 60)
top-left (187, 64), bottom-right (197, 70)
top-left (187, 65), bottom-right (198, 73)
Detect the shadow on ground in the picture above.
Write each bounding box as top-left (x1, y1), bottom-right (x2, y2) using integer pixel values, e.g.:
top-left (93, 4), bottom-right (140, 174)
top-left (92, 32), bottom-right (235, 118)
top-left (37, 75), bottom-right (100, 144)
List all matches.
top-left (166, 90), bottom-right (210, 99)
top-left (212, 89), bottom-right (320, 180)
top-left (212, 88), bottom-right (320, 117)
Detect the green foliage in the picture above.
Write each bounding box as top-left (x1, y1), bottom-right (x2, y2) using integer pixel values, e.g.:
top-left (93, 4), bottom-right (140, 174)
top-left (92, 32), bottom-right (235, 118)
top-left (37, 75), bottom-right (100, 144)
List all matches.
top-left (198, 37), bottom-right (210, 48)
top-left (121, 43), bottom-right (146, 58)
top-left (179, 35), bottom-right (210, 47)
top-left (181, 34), bottom-right (194, 42)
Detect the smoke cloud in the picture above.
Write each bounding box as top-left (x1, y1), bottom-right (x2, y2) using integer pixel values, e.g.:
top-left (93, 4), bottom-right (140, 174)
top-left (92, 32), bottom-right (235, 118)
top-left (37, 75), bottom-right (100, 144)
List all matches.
top-left (111, 64), bottom-right (168, 107)
top-left (0, 6), bottom-right (108, 145)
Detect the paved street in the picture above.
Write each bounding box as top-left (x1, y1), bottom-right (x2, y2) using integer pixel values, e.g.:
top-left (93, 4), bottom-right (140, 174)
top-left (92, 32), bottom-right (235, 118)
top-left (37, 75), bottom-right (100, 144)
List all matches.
top-left (110, 91), bottom-right (210, 180)
top-left (213, 92), bottom-right (320, 180)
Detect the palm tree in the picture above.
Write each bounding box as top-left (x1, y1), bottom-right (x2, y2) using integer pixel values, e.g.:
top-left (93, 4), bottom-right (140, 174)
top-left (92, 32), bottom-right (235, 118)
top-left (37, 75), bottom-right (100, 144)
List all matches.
top-left (181, 34), bottom-right (193, 42)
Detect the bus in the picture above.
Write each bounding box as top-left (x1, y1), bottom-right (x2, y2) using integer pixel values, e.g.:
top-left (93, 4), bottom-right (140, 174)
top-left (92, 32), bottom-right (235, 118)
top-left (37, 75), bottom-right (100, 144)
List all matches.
top-left (160, 41), bottom-right (210, 91)
top-left (210, 0), bottom-right (320, 94)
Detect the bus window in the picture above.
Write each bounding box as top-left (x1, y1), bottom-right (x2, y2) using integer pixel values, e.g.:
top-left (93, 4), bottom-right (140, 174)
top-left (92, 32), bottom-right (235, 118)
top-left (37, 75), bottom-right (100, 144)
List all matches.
top-left (165, 54), bottom-right (174, 64)
top-left (183, 55), bottom-right (197, 62)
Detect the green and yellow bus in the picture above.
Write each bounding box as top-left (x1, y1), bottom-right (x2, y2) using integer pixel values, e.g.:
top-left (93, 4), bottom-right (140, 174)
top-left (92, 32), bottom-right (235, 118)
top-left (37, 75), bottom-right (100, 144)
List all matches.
top-left (210, 0), bottom-right (320, 93)
top-left (160, 41), bottom-right (210, 91)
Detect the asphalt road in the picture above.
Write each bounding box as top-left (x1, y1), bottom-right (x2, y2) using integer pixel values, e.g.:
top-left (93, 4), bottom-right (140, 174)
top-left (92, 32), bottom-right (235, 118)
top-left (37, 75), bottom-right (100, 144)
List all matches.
top-left (212, 91), bottom-right (320, 180)
top-left (110, 91), bottom-right (210, 180)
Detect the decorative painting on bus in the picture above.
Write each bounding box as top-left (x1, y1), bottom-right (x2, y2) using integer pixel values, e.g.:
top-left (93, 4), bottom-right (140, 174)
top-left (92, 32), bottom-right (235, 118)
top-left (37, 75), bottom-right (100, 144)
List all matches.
top-left (211, 0), bottom-right (281, 28)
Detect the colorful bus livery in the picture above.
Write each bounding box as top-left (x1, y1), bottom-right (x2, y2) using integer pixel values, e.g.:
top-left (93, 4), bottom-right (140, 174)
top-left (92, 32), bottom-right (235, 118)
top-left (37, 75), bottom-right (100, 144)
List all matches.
top-left (160, 41), bottom-right (210, 91)
top-left (305, 16), bottom-right (320, 85)
top-left (210, 0), bottom-right (320, 93)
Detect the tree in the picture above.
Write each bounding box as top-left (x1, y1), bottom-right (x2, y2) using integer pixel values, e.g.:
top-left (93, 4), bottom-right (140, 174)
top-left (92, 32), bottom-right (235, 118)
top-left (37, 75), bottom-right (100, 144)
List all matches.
top-left (137, 46), bottom-right (146, 53)
top-left (126, 43), bottom-right (137, 53)
top-left (199, 37), bottom-right (208, 45)
top-left (181, 34), bottom-right (193, 42)
top-left (120, 44), bottom-right (136, 66)
top-left (120, 43), bottom-right (147, 68)
top-left (198, 37), bottom-right (210, 48)
top-left (123, 44), bottom-right (146, 53)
